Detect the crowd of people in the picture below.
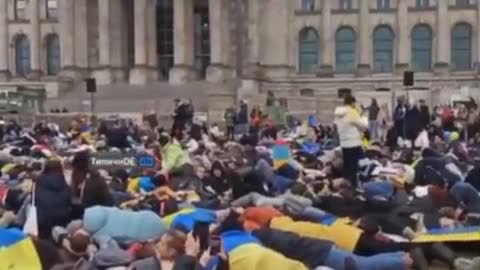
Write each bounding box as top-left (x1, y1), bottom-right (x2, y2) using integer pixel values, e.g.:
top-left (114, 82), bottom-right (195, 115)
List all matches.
top-left (0, 95), bottom-right (480, 270)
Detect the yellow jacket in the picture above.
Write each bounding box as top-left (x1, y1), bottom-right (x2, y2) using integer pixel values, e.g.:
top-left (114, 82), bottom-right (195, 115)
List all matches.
top-left (270, 216), bottom-right (362, 252)
top-left (229, 243), bottom-right (307, 270)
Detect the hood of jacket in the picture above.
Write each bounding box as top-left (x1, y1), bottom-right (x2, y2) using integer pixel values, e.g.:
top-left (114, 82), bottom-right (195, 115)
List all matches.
top-left (83, 206), bottom-right (108, 234)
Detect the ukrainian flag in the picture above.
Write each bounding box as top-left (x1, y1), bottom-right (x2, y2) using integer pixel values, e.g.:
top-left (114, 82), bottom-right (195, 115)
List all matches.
top-left (273, 141), bottom-right (290, 169)
top-left (0, 228), bottom-right (41, 270)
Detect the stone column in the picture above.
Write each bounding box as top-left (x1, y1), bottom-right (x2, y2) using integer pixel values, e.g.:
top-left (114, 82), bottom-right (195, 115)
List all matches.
top-left (96, 0), bottom-right (113, 84)
top-left (28, 0), bottom-right (42, 79)
top-left (129, 0), bottom-right (149, 84)
top-left (357, 0), bottom-right (370, 76)
top-left (318, 0), bottom-right (333, 77)
top-left (434, 0), bottom-right (449, 74)
top-left (58, 0), bottom-right (76, 77)
top-left (477, 1), bottom-right (480, 67)
top-left (206, 0), bottom-right (232, 83)
top-left (239, 0), bottom-right (261, 99)
top-left (169, 0), bottom-right (195, 84)
top-left (0, 0), bottom-right (10, 80)
top-left (260, 0), bottom-right (291, 78)
top-left (73, 0), bottom-right (89, 72)
top-left (146, 0), bottom-right (158, 80)
top-left (395, 0), bottom-right (409, 74)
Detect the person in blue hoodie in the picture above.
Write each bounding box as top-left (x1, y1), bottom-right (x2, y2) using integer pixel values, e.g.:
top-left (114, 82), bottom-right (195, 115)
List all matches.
top-left (73, 206), bottom-right (167, 245)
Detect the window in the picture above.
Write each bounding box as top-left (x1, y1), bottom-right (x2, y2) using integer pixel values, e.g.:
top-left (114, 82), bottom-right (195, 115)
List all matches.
top-left (416, 0), bottom-right (429, 8)
top-left (46, 0), bottom-right (58, 19)
top-left (301, 0), bottom-right (315, 11)
top-left (194, 0), bottom-right (210, 79)
top-left (455, 0), bottom-right (470, 7)
top-left (46, 34), bottom-right (60, 75)
top-left (411, 25), bottom-right (432, 72)
top-left (14, 0), bottom-right (27, 20)
top-left (15, 35), bottom-right (31, 77)
top-left (337, 88), bottom-right (352, 99)
top-left (335, 27), bottom-right (356, 74)
top-left (339, 0), bottom-right (352, 10)
top-left (299, 27), bottom-right (319, 73)
top-left (377, 0), bottom-right (390, 9)
top-left (157, 0), bottom-right (174, 79)
top-left (373, 26), bottom-right (394, 73)
top-left (451, 23), bottom-right (472, 70)
top-left (300, 89), bottom-right (314, 97)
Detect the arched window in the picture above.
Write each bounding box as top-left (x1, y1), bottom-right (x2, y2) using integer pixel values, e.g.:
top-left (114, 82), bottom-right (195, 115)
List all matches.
top-left (301, 0), bottom-right (315, 11)
top-left (335, 27), bottom-right (356, 74)
top-left (373, 26), bottom-right (394, 73)
top-left (299, 27), bottom-right (319, 73)
top-left (157, 0), bottom-right (174, 79)
top-left (46, 34), bottom-right (60, 75)
top-left (411, 24), bottom-right (432, 72)
top-left (15, 35), bottom-right (31, 77)
top-left (451, 23), bottom-right (472, 70)
top-left (193, 0), bottom-right (210, 79)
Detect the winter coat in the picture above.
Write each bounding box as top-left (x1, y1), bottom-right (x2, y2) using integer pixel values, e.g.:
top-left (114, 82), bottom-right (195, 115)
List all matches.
top-left (238, 104), bottom-right (249, 124)
top-left (405, 105), bottom-right (421, 141)
top-left (252, 228), bottom-right (334, 269)
top-left (35, 172), bottom-right (72, 238)
top-left (161, 142), bottom-right (190, 174)
top-left (224, 108), bottom-right (237, 127)
top-left (334, 106), bottom-right (368, 148)
top-left (83, 206), bottom-right (166, 245)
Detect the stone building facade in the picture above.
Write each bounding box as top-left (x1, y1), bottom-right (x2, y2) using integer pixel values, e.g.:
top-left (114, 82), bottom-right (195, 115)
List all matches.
top-left (1, 0), bottom-right (480, 116)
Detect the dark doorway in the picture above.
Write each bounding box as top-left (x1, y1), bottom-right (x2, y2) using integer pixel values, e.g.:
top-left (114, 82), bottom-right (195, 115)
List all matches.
top-left (157, 0), bottom-right (174, 80)
top-left (194, 0), bottom-right (210, 79)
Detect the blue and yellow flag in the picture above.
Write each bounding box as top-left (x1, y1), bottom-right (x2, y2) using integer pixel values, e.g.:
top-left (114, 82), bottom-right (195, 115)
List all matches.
top-left (0, 228), bottom-right (41, 270)
top-left (413, 226), bottom-right (480, 243)
top-left (273, 141), bottom-right (290, 169)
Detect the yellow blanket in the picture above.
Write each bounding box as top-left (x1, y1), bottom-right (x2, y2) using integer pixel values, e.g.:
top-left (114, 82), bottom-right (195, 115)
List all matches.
top-left (229, 243), bottom-right (307, 270)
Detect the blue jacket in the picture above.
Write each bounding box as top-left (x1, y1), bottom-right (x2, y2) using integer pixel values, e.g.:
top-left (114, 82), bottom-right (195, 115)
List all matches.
top-left (83, 206), bottom-right (166, 244)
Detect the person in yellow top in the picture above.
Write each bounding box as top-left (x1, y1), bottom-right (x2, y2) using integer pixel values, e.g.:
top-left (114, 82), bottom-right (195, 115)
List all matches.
top-left (158, 133), bottom-right (191, 176)
top-left (334, 95), bottom-right (368, 188)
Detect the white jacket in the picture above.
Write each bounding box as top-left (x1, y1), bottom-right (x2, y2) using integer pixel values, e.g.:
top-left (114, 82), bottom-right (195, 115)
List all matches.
top-left (334, 106), bottom-right (368, 148)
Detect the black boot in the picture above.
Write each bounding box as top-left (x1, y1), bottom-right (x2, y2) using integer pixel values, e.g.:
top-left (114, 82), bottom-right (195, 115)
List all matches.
top-left (410, 247), bottom-right (430, 270)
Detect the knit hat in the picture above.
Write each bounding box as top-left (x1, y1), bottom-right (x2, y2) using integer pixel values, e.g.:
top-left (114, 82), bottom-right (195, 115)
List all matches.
top-left (242, 207), bottom-right (283, 231)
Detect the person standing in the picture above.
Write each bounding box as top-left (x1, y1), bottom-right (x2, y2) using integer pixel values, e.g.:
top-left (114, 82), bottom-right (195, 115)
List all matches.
top-left (237, 100), bottom-right (249, 135)
top-left (393, 97), bottom-right (407, 142)
top-left (418, 100), bottom-right (430, 130)
top-left (367, 98), bottom-right (380, 141)
top-left (467, 105), bottom-right (479, 139)
top-left (334, 95), bottom-right (368, 187)
top-left (404, 98), bottom-right (421, 146)
top-left (224, 106), bottom-right (236, 140)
